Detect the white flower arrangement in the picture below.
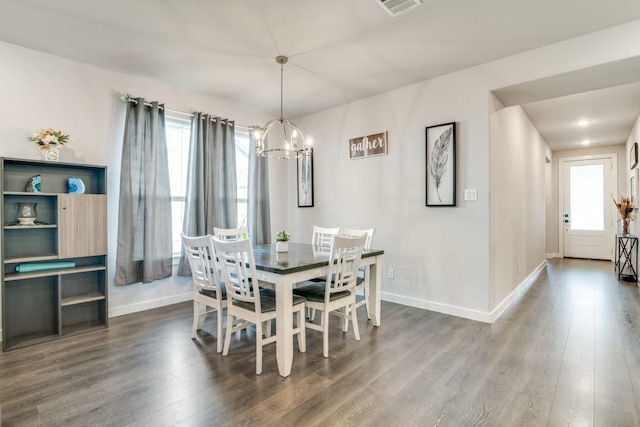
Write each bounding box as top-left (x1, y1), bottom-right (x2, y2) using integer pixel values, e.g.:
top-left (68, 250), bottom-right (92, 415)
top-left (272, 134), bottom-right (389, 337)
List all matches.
top-left (28, 128), bottom-right (71, 149)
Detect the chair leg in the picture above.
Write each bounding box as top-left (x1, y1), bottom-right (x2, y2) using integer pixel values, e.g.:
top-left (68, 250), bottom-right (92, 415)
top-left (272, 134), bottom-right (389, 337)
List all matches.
top-left (364, 280), bottom-right (370, 319)
top-left (216, 306), bottom-right (224, 353)
top-left (191, 300), bottom-right (200, 338)
top-left (342, 306), bottom-right (349, 332)
top-left (255, 320), bottom-right (263, 375)
top-left (223, 314), bottom-right (234, 356)
top-left (309, 307), bottom-right (316, 322)
top-left (297, 305), bottom-right (306, 353)
top-left (322, 310), bottom-right (330, 358)
top-left (351, 302), bottom-right (360, 341)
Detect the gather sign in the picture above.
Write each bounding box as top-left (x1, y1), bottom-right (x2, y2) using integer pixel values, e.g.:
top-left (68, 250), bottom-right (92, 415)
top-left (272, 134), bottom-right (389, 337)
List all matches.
top-left (349, 131), bottom-right (388, 159)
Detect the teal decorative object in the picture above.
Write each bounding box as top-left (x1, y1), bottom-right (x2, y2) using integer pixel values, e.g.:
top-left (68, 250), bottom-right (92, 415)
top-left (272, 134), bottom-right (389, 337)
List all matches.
top-left (68, 176), bottom-right (85, 194)
top-left (25, 174), bottom-right (41, 192)
top-left (15, 261), bottom-right (76, 273)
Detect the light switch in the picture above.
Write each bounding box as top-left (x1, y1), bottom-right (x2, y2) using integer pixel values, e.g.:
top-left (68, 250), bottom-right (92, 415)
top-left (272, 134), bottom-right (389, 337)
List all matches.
top-left (464, 188), bottom-right (478, 201)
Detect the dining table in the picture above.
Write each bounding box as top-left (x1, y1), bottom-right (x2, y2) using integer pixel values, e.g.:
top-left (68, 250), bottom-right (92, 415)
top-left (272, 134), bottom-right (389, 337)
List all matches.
top-left (252, 242), bottom-right (384, 377)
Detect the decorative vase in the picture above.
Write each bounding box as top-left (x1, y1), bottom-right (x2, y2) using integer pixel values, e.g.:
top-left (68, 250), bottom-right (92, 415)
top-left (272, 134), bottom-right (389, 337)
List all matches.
top-left (621, 218), bottom-right (631, 235)
top-left (276, 252), bottom-right (289, 267)
top-left (40, 146), bottom-right (59, 161)
top-left (276, 241), bottom-right (289, 252)
top-left (16, 202), bottom-right (37, 225)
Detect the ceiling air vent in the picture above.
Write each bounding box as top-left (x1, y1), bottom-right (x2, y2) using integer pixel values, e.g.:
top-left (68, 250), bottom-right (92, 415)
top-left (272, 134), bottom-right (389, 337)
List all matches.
top-left (377, 0), bottom-right (423, 17)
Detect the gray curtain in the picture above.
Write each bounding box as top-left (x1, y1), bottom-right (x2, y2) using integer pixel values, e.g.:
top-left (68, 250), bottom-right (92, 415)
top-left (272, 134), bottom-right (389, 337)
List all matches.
top-left (178, 113), bottom-right (237, 275)
top-left (115, 98), bottom-right (173, 285)
top-left (248, 128), bottom-right (271, 245)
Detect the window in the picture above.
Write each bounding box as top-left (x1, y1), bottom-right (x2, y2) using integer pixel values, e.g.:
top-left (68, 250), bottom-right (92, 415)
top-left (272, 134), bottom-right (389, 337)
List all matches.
top-left (165, 115), bottom-right (191, 258)
top-left (235, 127), bottom-right (250, 228)
top-left (165, 115), bottom-right (250, 261)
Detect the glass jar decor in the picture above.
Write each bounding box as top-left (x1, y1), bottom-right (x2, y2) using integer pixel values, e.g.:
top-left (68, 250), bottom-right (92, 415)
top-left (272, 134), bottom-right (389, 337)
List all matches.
top-left (16, 202), bottom-right (38, 225)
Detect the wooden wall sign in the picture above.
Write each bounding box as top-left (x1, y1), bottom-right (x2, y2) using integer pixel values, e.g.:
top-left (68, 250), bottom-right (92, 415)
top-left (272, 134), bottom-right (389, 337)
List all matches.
top-left (349, 131), bottom-right (388, 159)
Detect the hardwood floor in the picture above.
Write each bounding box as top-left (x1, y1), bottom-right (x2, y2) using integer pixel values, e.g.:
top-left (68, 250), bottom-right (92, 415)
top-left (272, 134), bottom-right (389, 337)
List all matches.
top-left (1, 258), bottom-right (640, 426)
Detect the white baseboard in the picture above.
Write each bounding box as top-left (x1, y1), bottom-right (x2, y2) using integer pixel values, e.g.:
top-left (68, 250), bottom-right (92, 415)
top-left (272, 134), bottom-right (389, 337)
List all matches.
top-left (382, 259), bottom-right (547, 324)
top-left (545, 253), bottom-right (561, 259)
top-left (489, 260), bottom-right (547, 323)
top-left (381, 292), bottom-right (494, 323)
top-left (109, 292), bottom-right (193, 318)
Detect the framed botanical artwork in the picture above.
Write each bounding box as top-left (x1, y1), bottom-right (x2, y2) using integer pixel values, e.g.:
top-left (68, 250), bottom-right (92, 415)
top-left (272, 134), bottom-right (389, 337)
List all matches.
top-left (297, 148), bottom-right (314, 207)
top-left (426, 122), bottom-right (456, 207)
top-left (631, 142), bottom-right (638, 170)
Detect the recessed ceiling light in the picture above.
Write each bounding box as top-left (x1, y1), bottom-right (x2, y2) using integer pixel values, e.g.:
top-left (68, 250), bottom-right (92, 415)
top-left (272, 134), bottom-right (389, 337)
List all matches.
top-left (581, 139), bottom-right (590, 146)
top-left (577, 119), bottom-right (591, 127)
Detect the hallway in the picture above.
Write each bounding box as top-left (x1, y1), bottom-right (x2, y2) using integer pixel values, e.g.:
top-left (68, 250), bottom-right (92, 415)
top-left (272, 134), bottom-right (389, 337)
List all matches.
top-left (492, 258), bottom-right (640, 425)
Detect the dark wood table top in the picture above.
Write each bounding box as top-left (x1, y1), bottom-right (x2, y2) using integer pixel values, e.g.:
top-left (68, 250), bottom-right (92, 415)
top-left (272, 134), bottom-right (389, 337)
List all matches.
top-left (253, 242), bottom-right (384, 275)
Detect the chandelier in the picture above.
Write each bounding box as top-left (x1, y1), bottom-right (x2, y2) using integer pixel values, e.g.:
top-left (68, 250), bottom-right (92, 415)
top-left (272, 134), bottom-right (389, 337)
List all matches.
top-left (255, 56), bottom-right (312, 159)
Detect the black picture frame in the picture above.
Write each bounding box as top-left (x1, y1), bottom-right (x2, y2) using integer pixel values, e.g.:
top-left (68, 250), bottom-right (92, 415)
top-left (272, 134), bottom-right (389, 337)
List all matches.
top-left (631, 142), bottom-right (638, 170)
top-left (426, 122), bottom-right (456, 207)
top-left (297, 148), bottom-right (314, 207)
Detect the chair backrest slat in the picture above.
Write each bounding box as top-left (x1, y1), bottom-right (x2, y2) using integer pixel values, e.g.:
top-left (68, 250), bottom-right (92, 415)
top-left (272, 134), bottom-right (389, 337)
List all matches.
top-left (182, 234), bottom-right (221, 297)
top-left (325, 235), bottom-right (367, 298)
top-left (339, 227), bottom-right (374, 250)
top-left (212, 237), bottom-right (260, 310)
top-left (214, 226), bottom-right (249, 241)
top-left (312, 225), bottom-right (340, 250)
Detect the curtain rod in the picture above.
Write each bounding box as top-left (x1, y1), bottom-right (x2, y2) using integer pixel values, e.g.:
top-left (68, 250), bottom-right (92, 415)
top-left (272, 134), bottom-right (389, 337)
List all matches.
top-left (124, 95), bottom-right (253, 130)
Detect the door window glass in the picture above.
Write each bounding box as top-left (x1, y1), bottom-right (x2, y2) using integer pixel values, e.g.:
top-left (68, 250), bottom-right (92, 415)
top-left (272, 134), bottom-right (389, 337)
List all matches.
top-left (570, 164), bottom-right (604, 231)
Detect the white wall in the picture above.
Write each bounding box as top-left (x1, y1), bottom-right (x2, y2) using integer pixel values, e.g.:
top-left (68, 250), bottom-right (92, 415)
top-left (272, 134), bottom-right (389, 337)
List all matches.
top-left (0, 41), bottom-right (286, 319)
top-left (293, 73), bottom-right (493, 318)
top-left (291, 19), bottom-right (640, 321)
top-left (625, 113), bottom-right (640, 237)
top-left (490, 103), bottom-right (550, 312)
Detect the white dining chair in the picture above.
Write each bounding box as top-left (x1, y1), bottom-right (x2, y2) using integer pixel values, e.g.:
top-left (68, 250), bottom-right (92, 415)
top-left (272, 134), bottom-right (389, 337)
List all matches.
top-left (340, 227), bottom-right (375, 320)
top-left (215, 225), bottom-right (275, 293)
top-left (212, 237), bottom-right (307, 375)
top-left (293, 235), bottom-right (367, 358)
top-left (312, 225), bottom-right (340, 249)
top-left (182, 233), bottom-right (227, 353)
top-left (308, 226), bottom-right (341, 320)
top-left (213, 226), bottom-right (248, 241)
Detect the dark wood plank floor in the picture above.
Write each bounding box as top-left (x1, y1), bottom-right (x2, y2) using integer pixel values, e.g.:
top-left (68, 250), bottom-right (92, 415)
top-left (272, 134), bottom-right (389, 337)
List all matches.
top-left (2, 258), bottom-right (640, 426)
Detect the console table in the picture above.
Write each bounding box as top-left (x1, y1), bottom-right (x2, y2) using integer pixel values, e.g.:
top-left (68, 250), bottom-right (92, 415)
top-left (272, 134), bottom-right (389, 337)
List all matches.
top-left (615, 234), bottom-right (638, 282)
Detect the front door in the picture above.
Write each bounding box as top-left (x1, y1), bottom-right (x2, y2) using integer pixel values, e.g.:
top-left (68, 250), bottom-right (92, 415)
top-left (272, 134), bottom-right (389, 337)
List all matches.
top-left (562, 157), bottom-right (615, 260)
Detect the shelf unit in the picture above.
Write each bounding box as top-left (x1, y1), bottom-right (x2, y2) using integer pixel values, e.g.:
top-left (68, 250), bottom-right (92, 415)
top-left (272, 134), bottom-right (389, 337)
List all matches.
top-left (1, 157), bottom-right (108, 351)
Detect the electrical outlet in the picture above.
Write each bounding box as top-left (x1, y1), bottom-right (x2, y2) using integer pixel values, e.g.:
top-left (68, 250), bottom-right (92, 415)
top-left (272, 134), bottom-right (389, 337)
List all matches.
top-left (387, 267), bottom-right (395, 279)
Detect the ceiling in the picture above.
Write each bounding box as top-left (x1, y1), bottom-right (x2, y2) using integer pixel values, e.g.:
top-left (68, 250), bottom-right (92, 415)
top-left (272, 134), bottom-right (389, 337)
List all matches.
top-left (1, 0), bottom-right (640, 150)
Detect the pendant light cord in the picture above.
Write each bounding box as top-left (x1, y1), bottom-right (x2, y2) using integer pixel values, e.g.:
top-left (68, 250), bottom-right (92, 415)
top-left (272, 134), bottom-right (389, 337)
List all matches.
top-left (280, 62), bottom-right (284, 121)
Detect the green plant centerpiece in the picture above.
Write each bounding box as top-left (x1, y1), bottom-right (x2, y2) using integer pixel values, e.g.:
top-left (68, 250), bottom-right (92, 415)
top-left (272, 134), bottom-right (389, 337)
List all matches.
top-left (276, 230), bottom-right (290, 253)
